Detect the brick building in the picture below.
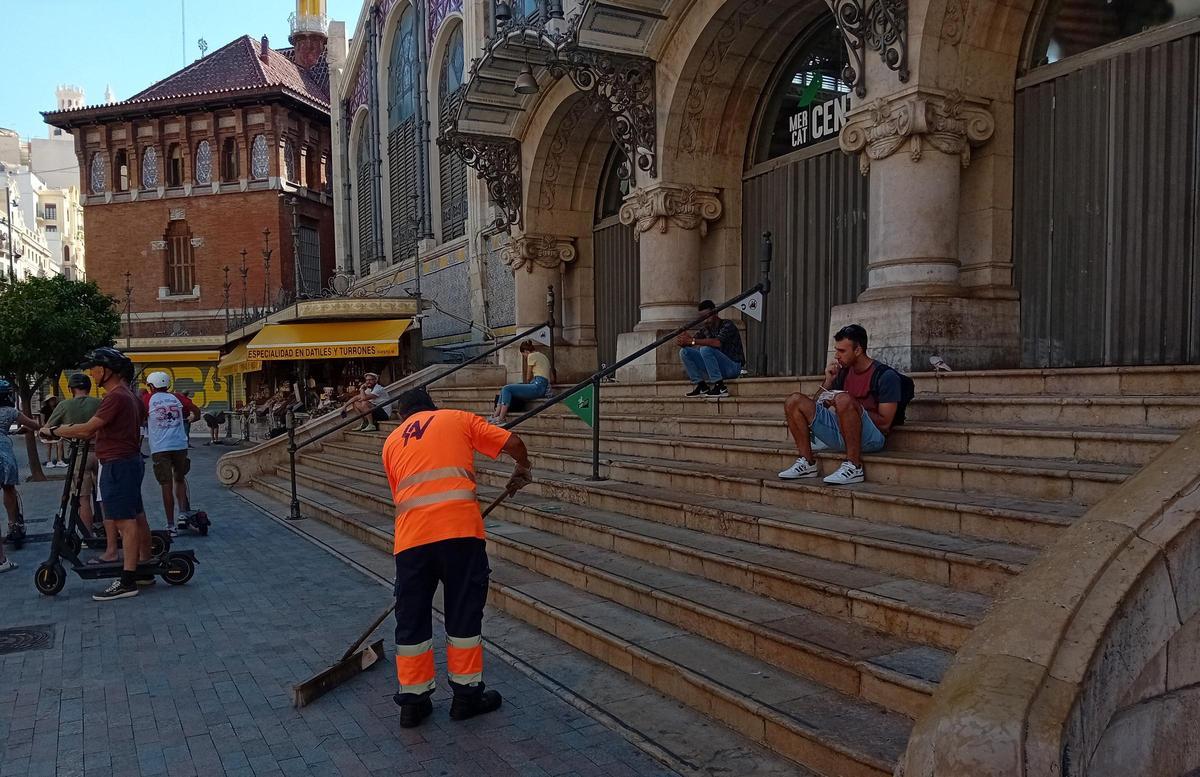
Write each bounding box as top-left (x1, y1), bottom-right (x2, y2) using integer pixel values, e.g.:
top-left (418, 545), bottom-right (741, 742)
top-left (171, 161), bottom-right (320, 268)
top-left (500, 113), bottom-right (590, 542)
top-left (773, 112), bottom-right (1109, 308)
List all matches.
top-left (44, 11), bottom-right (335, 344)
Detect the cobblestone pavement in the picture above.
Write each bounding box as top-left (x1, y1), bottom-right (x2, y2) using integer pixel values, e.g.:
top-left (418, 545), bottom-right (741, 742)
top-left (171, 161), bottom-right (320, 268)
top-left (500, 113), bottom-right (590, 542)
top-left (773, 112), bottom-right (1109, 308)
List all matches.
top-left (0, 440), bottom-right (681, 777)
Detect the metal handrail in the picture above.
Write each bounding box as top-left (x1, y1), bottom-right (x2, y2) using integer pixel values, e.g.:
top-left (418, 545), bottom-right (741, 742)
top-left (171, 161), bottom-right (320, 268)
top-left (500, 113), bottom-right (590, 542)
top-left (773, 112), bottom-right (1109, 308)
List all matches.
top-left (501, 231), bottom-right (774, 480)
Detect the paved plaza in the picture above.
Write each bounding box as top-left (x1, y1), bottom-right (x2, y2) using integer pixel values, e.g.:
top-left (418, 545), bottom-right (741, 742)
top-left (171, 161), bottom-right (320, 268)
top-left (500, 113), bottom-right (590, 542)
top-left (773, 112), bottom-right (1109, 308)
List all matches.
top-left (0, 440), bottom-right (681, 777)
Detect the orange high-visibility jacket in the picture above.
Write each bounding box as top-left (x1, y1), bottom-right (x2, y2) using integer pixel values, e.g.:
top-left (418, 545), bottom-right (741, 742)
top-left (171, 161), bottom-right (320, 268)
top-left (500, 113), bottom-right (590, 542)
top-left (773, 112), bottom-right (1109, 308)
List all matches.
top-left (382, 409), bottom-right (512, 554)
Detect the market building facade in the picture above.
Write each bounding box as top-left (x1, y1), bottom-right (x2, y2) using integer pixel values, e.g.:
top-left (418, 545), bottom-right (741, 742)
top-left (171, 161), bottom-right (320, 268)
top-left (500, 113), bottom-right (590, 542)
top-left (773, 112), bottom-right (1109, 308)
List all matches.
top-left (330, 0), bottom-right (1199, 381)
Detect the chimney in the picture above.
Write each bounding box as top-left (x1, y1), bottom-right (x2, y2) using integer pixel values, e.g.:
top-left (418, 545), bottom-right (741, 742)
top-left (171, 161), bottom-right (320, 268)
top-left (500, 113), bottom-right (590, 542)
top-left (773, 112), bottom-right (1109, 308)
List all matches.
top-left (289, 0), bottom-right (329, 69)
top-left (260, 35), bottom-right (271, 63)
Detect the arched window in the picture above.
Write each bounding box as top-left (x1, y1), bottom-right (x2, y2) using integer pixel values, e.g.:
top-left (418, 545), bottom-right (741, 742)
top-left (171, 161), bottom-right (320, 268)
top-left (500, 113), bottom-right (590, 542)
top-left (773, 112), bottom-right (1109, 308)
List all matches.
top-left (284, 139), bottom-right (298, 182)
top-left (305, 146), bottom-right (320, 190)
top-left (141, 146), bottom-right (159, 189)
top-left (167, 144), bottom-right (184, 187)
top-left (114, 149), bottom-right (128, 192)
top-left (355, 116), bottom-right (376, 275)
top-left (1030, 0), bottom-right (1191, 66)
top-left (387, 7), bottom-right (419, 260)
top-left (195, 140), bottom-right (213, 184)
top-left (91, 152), bottom-right (108, 194)
top-left (251, 135), bottom-right (270, 180)
top-left (438, 23), bottom-right (467, 241)
top-left (164, 220), bottom-right (196, 295)
top-left (221, 138), bottom-right (239, 181)
top-left (752, 16), bottom-right (850, 164)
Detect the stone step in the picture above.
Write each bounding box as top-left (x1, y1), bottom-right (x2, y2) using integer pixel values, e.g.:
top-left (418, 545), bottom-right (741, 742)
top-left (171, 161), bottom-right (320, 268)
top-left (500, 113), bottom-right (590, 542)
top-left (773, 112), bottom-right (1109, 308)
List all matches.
top-left (431, 365), bottom-right (1200, 400)
top-left (455, 413), bottom-right (1177, 468)
top-left (250, 474), bottom-right (912, 777)
top-left (324, 435), bottom-right (1084, 548)
top-left (500, 428), bottom-right (1133, 506)
top-left (435, 393), bottom-right (1200, 428)
top-left (317, 439), bottom-right (1034, 596)
top-left (285, 457), bottom-right (990, 651)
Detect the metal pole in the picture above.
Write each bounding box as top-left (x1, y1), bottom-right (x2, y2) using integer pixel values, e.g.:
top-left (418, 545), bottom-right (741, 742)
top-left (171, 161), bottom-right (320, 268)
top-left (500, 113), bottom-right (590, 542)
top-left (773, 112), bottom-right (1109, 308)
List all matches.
top-left (286, 406), bottom-right (303, 520)
top-left (414, 0), bottom-right (434, 242)
top-left (4, 182), bottom-right (14, 283)
top-left (240, 249), bottom-right (249, 320)
top-left (123, 271), bottom-right (133, 349)
top-left (262, 228), bottom-right (273, 311)
top-left (288, 196), bottom-right (302, 298)
top-left (545, 284), bottom-right (556, 379)
top-left (589, 376), bottom-right (602, 481)
top-left (758, 231), bottom-right (772, 378)
top-left (224, 376), bottom-right (233, 443)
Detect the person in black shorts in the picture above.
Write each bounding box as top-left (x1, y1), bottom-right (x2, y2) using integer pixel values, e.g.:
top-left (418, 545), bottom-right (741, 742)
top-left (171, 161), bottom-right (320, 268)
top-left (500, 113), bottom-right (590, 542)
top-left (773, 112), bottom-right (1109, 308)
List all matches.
top-left (56, 347), bottom-right (151, 601)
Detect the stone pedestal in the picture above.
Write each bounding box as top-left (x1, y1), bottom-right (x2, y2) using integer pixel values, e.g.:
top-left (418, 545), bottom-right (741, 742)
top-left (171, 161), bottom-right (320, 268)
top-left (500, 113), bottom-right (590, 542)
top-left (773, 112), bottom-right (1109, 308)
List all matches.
top-left (615, 183), bottom-right (723, 382)
top-left (834, 88), bottom-right (1018, 370)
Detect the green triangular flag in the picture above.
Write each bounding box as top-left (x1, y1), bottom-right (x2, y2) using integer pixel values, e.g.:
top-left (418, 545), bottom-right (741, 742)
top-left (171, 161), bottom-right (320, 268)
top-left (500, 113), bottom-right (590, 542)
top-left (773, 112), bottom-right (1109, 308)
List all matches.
top-left (564, 384), bottom-right (595, 427)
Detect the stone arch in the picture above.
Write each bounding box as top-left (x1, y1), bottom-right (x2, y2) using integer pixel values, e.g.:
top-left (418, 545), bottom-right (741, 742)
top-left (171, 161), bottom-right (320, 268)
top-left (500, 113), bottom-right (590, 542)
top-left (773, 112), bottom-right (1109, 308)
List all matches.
top-left (378, 0), bottom-right (418, 260)
top-left (429, 13), bottom-right (466, 242)
top-left (348, 105), bottom-right (375, 274)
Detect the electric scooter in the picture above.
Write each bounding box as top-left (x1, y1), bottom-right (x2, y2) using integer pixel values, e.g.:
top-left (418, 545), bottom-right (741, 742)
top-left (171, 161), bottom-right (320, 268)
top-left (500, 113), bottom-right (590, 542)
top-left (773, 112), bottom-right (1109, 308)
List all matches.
top-left (34, 440), bottom-right (198, 597)
top-left (172, 479), bottom-right (211, 536)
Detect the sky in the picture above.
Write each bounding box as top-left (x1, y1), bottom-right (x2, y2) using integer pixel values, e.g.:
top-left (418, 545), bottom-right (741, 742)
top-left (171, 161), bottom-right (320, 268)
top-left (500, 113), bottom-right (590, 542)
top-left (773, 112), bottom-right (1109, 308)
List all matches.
top-left (0, 0), bottom-right (361, 140)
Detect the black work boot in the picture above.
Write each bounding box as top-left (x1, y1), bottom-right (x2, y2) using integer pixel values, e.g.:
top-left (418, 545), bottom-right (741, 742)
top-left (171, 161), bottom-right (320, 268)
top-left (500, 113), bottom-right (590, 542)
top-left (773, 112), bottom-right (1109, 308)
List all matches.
top-left (394, 693), bottom-right (433, 729)
top-left (449, 684), bottom-right (502, 721)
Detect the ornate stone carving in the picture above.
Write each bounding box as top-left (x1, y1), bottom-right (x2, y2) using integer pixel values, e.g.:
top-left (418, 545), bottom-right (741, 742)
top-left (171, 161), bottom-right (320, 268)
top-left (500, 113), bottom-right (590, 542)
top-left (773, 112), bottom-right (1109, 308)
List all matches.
top-left (840, 89), bottom-right (995, 174)
top-left (150, 240), bottom-right (167, 250)
top-left (169, 208), bottom-right (185, 221)
top-left (618, 184), bottom-right (723, 241)
top-left (189, 237), bottom-right (205, 248)
top-left (438, 130), bottom-right (522, 231)
top-left (548, 50), bottom-right (657, 180)
top-left (539, 97), bottom-right (592, 209)
top-left (826, 0), bottom-right (910, 97)
top-left (942, 0), bottom-right (968, 45)
top-left (500, 235), bottom-right (577, 274)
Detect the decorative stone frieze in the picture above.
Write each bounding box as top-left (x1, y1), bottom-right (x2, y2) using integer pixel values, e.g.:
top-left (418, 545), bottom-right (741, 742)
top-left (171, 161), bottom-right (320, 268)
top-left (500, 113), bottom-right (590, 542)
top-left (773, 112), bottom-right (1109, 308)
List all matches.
top-left (618, 184), bottom-right (722, 241)
top-left (189, 237), bottom-right (205, 248)
top-left (169, 208), bottom-right (186, 220)
top-left (501, 235), bottom-right (577, 274)
top-left (840, 88), bottom-right (995, 175)
top-left (150, 240), bottom-right (167, 251)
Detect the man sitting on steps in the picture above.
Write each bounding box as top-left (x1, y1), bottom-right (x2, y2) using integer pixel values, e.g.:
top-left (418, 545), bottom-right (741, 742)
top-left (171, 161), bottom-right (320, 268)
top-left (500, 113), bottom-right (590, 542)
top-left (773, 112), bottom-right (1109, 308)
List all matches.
top-left (676, 300), bottom-right (745, 399)
top-left (778, 324), bottom-right (901, 485)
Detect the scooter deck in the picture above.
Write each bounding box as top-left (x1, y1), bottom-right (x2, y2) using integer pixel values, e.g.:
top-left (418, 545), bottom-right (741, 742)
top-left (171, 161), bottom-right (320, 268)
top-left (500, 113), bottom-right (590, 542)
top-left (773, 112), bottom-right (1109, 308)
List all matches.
top-left (72, 549), bottom-right (197, 580)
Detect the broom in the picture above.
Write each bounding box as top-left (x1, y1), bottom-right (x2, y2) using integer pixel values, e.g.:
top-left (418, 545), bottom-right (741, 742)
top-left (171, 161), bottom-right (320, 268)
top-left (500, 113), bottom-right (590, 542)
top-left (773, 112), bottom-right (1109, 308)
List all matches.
top-left (292, 488), bottom-right (516, 708)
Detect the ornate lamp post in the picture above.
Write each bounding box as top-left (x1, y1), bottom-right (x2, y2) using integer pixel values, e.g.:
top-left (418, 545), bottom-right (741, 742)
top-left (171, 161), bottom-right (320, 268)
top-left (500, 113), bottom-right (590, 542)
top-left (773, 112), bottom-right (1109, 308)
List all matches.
top-left (287, 196), bottom-right (302, 300)
top-left (261, 228), bottom-right (273, 311)
top-left (123, 271), bottom-right (133, 349)
top-left (222, 264), bottom-right (231, 331)
top-left (239, 249), bottom-right (249, 320)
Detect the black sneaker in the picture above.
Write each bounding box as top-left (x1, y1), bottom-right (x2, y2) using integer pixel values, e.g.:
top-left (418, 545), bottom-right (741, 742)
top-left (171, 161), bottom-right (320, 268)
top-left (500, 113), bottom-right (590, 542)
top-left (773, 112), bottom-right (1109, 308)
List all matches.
top-left (136, 577), bottom-right (156, 587)
top-left (395, 695), bottom-right (433, 728)
top-left (684, 382), bottom-right (709, 398)
top-left (93, 580), bottom-right (139, 602)
top-left (704, 382), bottom-right (730, 399)
top-left (449, 688), bottom-right (503, 721)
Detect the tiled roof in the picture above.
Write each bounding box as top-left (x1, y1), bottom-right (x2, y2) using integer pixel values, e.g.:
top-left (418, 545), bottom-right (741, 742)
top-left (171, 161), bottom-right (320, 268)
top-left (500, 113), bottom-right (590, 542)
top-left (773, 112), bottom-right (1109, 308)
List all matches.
top-left (46, 35), bottom-right (329, 118)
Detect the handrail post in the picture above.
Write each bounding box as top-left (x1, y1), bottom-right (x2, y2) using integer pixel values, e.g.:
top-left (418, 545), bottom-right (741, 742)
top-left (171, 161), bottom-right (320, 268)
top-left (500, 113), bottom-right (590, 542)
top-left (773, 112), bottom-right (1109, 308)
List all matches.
top-left (758, 231), bottom-right (773, 378)
top-left (286, 406), bottom-right (303, 521)
top-left (546, 284), bottom-right (556, 380)
top-left (589, 375), bottom-right (602, 481)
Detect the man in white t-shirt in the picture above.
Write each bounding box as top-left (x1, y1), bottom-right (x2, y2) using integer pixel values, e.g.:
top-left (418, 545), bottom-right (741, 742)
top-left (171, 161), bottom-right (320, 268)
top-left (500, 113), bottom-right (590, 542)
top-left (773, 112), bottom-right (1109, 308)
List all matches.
top-left (144, 372), bottom-right (200, 535)
top-left (341, 372), bottom-right (389, 432)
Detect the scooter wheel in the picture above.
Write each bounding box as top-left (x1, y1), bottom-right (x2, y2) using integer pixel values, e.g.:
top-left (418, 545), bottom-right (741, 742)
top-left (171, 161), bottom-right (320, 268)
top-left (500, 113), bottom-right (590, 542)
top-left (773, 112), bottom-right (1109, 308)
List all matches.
top-left (35, 563), bottom-right (66, 596)
top-left (162, 555), bottom-right (195, 585)
top-left (64, 534), bottom-right (82, 556)
top-left (150, 534), bottom-right (169, 557)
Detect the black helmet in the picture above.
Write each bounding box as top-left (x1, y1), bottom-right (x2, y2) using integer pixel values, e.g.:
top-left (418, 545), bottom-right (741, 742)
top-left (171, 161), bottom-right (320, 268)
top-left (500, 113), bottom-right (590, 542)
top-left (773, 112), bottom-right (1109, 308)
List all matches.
top-left (79, 347), bottom-right (131, 373)
top-left (0, 379), bottom-right (11, 398)
top-left (67, 372), bottom-right (92, 392)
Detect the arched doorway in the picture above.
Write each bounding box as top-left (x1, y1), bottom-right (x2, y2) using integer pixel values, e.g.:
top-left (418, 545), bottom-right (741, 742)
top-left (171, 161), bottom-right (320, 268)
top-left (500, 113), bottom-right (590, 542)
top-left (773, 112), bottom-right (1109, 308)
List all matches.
top-left (741, 16), bottom-right (868, 376)
top-left (592, 145), bottom-right (639, 368)
top-left (1015, 5), bottom-right (1200, 366)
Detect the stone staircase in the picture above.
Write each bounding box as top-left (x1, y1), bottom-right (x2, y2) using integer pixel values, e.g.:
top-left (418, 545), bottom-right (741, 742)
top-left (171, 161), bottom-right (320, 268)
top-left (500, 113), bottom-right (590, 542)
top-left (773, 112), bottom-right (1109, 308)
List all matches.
top-left (239, 366), bottom-right (1198, 777)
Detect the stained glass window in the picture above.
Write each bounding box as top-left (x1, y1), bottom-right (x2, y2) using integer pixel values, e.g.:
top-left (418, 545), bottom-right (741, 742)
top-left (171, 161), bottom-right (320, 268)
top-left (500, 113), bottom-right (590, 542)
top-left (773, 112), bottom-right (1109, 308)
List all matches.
top-left (251, 135), bottom-right (270, 180)
top-left (90, 153), bottom-right (106, 194)
top-left (141, 146), bottom-right (159, 189)
top-left (438, 23), bottom-right (467, 241)
top-left (285, 139), bottom-right (297, 182)
top-left (388, 8), bottom-right (418, 128)
top-left (195, 140), bottom-right (212, 184)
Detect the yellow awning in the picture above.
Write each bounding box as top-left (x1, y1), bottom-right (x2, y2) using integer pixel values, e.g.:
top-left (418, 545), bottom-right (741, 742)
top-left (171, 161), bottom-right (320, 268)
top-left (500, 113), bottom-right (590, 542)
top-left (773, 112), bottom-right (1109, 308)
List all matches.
top-left (217, 342), bottom-right (263, 377)
top-left (246, 319), bottom-right (410, 361)
top-left (129, 350), bottom-right (221, 363)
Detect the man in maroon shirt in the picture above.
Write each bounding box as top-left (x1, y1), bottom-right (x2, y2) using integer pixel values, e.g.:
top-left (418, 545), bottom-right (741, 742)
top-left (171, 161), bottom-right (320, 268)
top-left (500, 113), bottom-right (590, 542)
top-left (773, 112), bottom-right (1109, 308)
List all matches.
top-left (56, 347), bottom-right (152, 601)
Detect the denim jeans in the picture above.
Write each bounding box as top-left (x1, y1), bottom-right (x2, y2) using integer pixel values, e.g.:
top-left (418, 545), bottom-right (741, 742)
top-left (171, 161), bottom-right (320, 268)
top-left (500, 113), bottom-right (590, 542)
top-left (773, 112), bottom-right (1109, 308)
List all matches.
top-left (680, 346), bottom-right (742, 384)
top-left (499, 376), bottom-right (550, 407)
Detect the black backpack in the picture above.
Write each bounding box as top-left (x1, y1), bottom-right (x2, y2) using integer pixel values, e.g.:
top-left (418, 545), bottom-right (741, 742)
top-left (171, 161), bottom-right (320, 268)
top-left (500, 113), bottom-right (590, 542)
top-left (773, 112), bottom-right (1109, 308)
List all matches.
top-left (832, 362), bottom-right (916, 426)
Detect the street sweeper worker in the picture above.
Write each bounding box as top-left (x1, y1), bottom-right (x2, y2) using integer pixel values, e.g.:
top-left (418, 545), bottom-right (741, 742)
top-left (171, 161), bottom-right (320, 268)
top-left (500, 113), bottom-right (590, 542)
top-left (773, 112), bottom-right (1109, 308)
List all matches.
top-left (381, 387), bottom-right (532, 729)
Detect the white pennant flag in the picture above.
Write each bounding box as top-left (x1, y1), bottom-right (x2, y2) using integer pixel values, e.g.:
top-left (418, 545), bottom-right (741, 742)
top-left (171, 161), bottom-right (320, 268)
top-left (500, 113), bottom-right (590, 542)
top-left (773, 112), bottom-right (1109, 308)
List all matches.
top-left (531, 325), bottom-right (552, 346)
top-left (736, 291), bottom-right (765, 321)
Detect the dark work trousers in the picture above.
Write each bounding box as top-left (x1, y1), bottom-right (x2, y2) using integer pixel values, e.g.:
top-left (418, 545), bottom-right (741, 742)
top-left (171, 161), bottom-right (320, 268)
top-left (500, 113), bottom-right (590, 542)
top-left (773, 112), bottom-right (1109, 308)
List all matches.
top-left (393, 537), bottom-right (491, 704)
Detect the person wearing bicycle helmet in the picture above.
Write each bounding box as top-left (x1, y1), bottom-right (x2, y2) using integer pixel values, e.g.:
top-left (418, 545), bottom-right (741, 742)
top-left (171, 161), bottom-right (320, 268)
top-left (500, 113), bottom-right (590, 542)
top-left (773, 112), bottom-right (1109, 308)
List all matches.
top-left (55, 347), bottom-right (151, 600)
top-left (0, 379), bottom-right (42, 573)
top-left (143, 371), bottom-right (199, 536)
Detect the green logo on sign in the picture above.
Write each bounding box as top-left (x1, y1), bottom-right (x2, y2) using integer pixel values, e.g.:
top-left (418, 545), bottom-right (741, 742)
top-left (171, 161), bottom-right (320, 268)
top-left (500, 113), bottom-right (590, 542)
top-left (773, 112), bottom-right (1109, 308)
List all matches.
top-left (796, 73), bottom-right (823, 109)
top-left (564, 384), bottom-right (594, 427)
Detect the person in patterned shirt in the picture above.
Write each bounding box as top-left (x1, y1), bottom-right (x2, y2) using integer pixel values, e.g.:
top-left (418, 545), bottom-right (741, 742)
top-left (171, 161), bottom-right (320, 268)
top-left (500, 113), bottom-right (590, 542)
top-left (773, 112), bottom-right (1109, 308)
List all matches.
top-left (676, 300), bottom-right (745, 399)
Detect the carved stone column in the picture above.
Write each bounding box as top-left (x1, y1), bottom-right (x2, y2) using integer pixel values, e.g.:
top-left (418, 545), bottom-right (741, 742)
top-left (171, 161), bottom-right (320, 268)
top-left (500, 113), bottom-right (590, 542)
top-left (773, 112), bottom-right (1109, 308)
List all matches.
top-left (832, 87), bottom-right (1018, 370)
top-left (499, 234), bottom-right (577, 377)
top-left (615, 183), bottom-right (723, 381)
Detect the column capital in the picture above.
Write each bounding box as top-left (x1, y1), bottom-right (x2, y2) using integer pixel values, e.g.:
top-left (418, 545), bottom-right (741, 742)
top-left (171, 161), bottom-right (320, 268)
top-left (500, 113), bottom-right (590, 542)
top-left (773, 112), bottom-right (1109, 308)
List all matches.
top-left (501, 234), bottom-right (577, 274)
top-left (840, 88), bottom-right (995, 175)
top-left (618, 183), bottom-right (722, 241)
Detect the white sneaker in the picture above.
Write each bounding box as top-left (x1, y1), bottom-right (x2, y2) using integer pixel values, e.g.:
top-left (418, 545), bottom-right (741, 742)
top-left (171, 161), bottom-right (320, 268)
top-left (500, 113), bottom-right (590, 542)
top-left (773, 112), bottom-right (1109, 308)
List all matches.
top-left (0, 559), bottom-right (16, 574)
top-left (823, 461), bottom-right (864, 485)
top-left (778, 457), bottom-right (819, 480)
top-left (43, 460), bottom-right (55, 468)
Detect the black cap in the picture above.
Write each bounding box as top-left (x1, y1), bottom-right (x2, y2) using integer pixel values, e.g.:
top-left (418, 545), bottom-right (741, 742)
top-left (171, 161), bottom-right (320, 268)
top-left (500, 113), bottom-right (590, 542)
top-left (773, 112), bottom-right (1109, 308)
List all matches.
top-left (395, 388), bottom-right (437, 419)
top-left (67, 373), bottom-right (92, 391)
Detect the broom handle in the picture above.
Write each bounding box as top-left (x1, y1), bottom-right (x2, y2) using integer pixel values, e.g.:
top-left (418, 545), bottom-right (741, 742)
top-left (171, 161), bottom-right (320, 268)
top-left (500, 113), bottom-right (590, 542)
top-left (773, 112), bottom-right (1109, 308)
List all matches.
top-left (337, 488), bottom-right (515, 663)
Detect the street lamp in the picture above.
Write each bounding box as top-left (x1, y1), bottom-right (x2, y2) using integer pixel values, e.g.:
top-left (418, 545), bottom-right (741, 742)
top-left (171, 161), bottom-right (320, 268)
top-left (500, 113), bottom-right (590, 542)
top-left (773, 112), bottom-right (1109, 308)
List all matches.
top-left (123, 271), bottom-right (133, 349)
top-left (261, 228), bottom-right (273, 311)
top-left (239, 248), bottom-right (249, 320)
top-left (222, 265), bottom-right (231, 331)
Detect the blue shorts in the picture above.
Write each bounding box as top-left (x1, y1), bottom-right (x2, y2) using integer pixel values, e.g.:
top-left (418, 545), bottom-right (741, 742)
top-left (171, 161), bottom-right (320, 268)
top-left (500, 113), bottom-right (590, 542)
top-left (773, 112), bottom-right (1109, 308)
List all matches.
top-left (99, 455), bottom-right (145, 520)
top-left (810, 404), bottom-right (887, 454)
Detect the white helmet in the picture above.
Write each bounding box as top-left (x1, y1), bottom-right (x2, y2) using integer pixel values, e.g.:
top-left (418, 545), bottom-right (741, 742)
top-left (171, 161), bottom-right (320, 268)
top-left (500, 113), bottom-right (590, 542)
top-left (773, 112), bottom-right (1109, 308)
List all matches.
top-left (147, 371), bottom-right (171, 389)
